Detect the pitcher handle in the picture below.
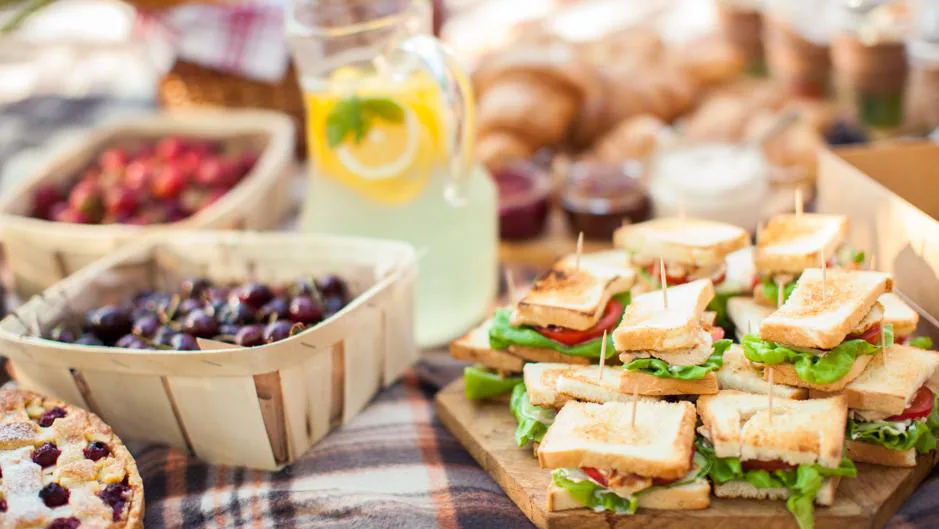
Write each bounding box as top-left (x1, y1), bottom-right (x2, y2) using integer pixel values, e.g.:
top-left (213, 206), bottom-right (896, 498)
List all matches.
top-left (395, 35), bottom-right (475, 206)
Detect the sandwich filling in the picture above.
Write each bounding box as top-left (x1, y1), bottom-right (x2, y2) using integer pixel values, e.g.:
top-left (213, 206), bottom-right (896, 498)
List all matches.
top-left (490, 292), bottom-right (631, 358)
top-left (463, 365), bottom-right (522, 400)
top-left (754, 247), bottom-right (865, 306)
top-left (620, 313), bottom-right (733, 380)
top-left (695, 436), bottom-right (857, 529)
top-left (742, 306), bottom-right (891, 385)
top-left (635, 257), bottom-right (727, 290)
top-left (848, 386), bottom-right (939, 454)
top-left (509, 383), bottom-right (556, 448)
top-left (551, 451), bottom-right (708, 514)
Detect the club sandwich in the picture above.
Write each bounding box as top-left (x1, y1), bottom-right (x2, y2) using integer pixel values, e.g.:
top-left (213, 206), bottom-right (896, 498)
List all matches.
top-left (742, 269), bottom-right (893, 391)
top-left (696, 390), bottom-right (856, 529)
top-left (716, 343), bottom-right (807, 399)
top-left (613, 279), bottom-right (732, 396)
top-left (539, 400), bottom-right (710, 514)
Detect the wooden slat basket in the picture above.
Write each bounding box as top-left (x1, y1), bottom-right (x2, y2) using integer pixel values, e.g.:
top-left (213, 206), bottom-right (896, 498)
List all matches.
top-left (0, 230), bottom-right (418, 470)
top-left (0, 110), bottom-right (296, 298)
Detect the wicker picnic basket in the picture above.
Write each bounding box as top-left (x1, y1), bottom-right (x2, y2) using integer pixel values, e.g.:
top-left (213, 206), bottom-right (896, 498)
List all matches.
top-left (0, 110), bottom-right (295, 298)
top-left (0, 230), bottom-right (418, 469)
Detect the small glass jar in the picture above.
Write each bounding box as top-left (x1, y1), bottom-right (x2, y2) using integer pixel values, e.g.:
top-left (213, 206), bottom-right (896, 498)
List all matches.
top-left (493, 161), bottom-right (551, 241)
top-left (561, 161), bottom-right (651, 241)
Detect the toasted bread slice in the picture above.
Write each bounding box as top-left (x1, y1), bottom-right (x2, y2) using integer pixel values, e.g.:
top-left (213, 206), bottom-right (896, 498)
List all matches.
top-left (714, 477), bottom-right (840, 505)
top-left (696, 390), bottom-right (847, 468)
top-left (759, 269), bottom-right (893, 349)
top-left (727, 296), bottom-right (775, 341)
top-left (547, 478), bottom-right (711, 512)
top-left (537, 400), bottom-right (696, 480)
top-left (508, 345), bottom-right (593, 365)
top-left (767, 355), bottom-right (873, 392)
top-left (524, 363), bottom-right (575, 408)
top-left (845, 440), bottom-right (917, 467)
top-left (613, 279), bottom-right (714, 352)
top-left (618, 370), bottom-right (719, 396)
top-left (754, 214), bottom-right (847, 274)
top-left (830, 344), bottom-right (939, 415)
top-left (511, 254), bottom-right (635, 331)
top-left (880, 293), bottom-right (919, 338)
top-left (556, 367), bottom-right (658, 404)
top-left (449, 318), bottom-right (525, 373)
top-left (615, 218), bottom-right (751, 268)
top-left (717, 345), bottom-right (807, 399)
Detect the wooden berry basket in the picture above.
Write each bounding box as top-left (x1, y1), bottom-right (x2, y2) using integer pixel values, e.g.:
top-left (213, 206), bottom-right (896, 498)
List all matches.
top-left (0, 110), bottom-right (296, 298)
top-left (0, 230), bottom-right (418, 470)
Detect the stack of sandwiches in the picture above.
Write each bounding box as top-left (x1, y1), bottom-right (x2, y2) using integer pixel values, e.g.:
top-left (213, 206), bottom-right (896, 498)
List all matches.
top-left (613, 279), bottom-right (732, 396)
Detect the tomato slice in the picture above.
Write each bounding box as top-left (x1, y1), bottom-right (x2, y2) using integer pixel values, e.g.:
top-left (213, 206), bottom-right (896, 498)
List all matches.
top-left (582, 467), bottom-right (607, 487)
top-left (847, 323), bottom-right (882, 346)
top-left (741, 459), bottom-right (797, 472)
top-left (888, 386), bottom-right (935, 421)
top-left (710, 327), bottom-right (725, 341)
top-left (535, 298), bottom-right (624, 346)
top-left (644, 263), bottom-right (689, 286)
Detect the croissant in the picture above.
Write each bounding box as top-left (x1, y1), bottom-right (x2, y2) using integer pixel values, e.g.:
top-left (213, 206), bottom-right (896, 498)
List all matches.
top-left (673, 34), bottom-right (745, 89)
top-left (591, 114), bottom-right (669, 164)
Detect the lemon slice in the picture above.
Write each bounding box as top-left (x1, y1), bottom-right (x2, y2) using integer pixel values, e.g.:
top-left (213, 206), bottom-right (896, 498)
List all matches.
top-left (336, 107), bottom-right (420, 181)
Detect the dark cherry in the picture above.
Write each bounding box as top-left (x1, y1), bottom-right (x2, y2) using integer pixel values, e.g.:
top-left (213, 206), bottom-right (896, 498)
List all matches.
top-left (170, 333), bottom-right (199, 351)
top-left (48, 325), bottom-right (77, 343)
top-left (180, 277), bottom-right (212, 298)
top-left (263, 320), bottom-right (293, 343)
top-left (85, 305), bottom-right (132, 342)
top-left (115, 334), bottom-right (149, 349)
top-left (291, 279), bottom-right (316, 297)
top-left (218, 301), bottom-right (255, 325)
top-left (316, 275), bottom-right (348, 299)
top-left (152, 326), bottom-right (176, 346)
top-left (99, 482), bottom-right (130, 522)
top-left (75, 333), bottom-right (105, 346)
top-left (141, 292), bottom-right (174, 315)
top-left (258, 297), bottom-right (290, 322)
top-left (0, 498), bottom-right (6, 512)
top-left (183, 309), bottom-right (217, 338)
top-left (174, 298), bottom-right (202, 320)
top-left (237, 282), bottom-right (273, 308)
top-left (235, 324), bottom-right (265, 347)
top-left (38, 407), bottom-right (67, 427)
top-left (204, 286), bottom-right (230, 304)
top-left (32, 442), bottom-right (61, 467)
top-left (324, 295), bottom-right (346, 317)
top-left (132, 314), bottom-right (160, 337)
top-left (289, 296), bottom-right (324, 325)
top-left (47, 517), bottom-right (81, 529)
top-left (39, 483), bottom-right (70, 508)
top-left (83, 440), bottom-right (111, 461)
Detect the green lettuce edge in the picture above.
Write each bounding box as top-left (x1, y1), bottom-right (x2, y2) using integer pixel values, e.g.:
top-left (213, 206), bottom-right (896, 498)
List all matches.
top-left (741, 332), bottom-right (885, 385)
top-left (910, 336), bottom-right (934, 350)
top-left (509, 383), bottom-right (555, 448)
top-left (848, 395), bottom-right (939, 453)
top-left (623, 339), bottom-right (732, 380)
top-left (759, 276), bottom-right (797, 306)
top-left (463, 365), bottom-right (522, 400)
top-left (488, 292), bottom-right (630, 358)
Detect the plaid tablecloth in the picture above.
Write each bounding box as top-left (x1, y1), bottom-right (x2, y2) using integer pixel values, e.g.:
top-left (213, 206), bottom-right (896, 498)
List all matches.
top-left (3, 97), bottom-right (939, 529)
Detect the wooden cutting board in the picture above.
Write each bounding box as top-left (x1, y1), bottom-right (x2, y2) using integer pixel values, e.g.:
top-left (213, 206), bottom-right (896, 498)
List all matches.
top-left (435, 378), bottom-right (939, 529)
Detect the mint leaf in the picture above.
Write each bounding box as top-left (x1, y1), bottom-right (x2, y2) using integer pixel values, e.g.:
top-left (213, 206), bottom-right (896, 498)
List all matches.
top-left (326, 109), bottom-right (349, 148)
top-left (361, 98), bottom-right (405, 123)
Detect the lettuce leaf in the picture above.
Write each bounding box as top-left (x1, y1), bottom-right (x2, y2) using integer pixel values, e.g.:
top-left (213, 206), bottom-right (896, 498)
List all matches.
top-left (848, 395), bottom-right (939, 453)
top-left (760, 276), bottom-right (797, 306)
top-left (741, 334), bottom-right (882, 385)
top-left (464, 365), bottom-right (522, 400)
top-left (910, 336), bottom-right (934, 350)
top-left (488, 292), bottom-right (630, 358)
top-left (509, 384), bottom-right (555, 448)
top-left (695, 437), bottom-right (856, 529)
top-left (708, 291), bottom-right (735, 330)
top-left (552, 469), bottom-right (639, 514)
top-left (623, 340), bottom-right (732, 380)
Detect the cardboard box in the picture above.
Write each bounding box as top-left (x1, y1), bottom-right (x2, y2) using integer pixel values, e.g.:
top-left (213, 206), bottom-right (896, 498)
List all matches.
top-left (817, 140), bottom-right (939, 339)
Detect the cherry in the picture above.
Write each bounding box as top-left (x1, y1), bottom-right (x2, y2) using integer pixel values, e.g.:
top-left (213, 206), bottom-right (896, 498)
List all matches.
top-left (152, 166), bottom-right (187, 199)
top-left (123, 160), bottom-right (152, 193)
top-left (67, 180), bottom-right (104, 220)
top-left (204, 286), bottom-right (229, 304)
top-left (99, 147), bottom-right (129, 172)
top-left (183, 310), bottom-right (217, 338)
top-left (291, 280), bottom-right (315, 297)
top-left (32, 442), bottom-right (61, 467)
top-left (48, 325), bottom-right (77, 343)
top-left (217, 324), bottom-right (241, 337)
top-left (115, 334), bottom-right (149, 349)
top-left (174, 298), bottom-right (202, 320)
top-left (258, 297), bottom-right (290, 322)
top-left (152, 326), bottom-right (177, 346)
top-left (188, 139), bottom-right (218, 157)
top-left (324, 295), bottom-right (346, 317)
top-left (237, 282), bottom-right (273, 308)
top-left (105, 187), bottom-right (138, 218)
top-left (289, 296), bottom-right (324, 325)
top-left (0, 499), bottom-right (6, 513)
top-left (177, 151), bottom-right (202, 177)
top-left (263, 320), bottom-right (294, 343)
top-left (170, 333), bottom-right (199, 351)
top-left (38, 407), bottom-right (66, 427)
top-left (39, 483), bottom-right (70, 508)
top-left (195, 156), bottom-right (237, 187)
top-left (316, 275), bottom-right (348, 299)
top-left (235, 324), bottom-right (265, 347)
top-left (237, 149), bottom-right (260, 176)
top-left (53, 206), bottom-right (90, 224)
top-left (83, 440), bottom-right (110, 461)
top-left (218, 301), bottom-right (255, 325)
top-left (47, 517), bottom-right (81, 529)
top-left (75, 333), bottom-right (104, 346)
top-left (32, 184), bottom-right (61, 219)
top-left (132, 314), bottom-right (160, 337)
top-left (98, 482), bottom-right (130, 521)
top-left (86, 305), bottom-right (132, 343)
top-left (156, 136), bottom-right (186, 160)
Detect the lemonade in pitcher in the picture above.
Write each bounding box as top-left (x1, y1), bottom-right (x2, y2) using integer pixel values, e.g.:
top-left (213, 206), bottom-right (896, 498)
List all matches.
top-left (288, 0), bottom-right (497, 347)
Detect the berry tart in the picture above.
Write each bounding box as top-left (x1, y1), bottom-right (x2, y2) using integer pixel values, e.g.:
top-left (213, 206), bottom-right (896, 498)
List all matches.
top-left (0, 389), bottom-right (144, 529)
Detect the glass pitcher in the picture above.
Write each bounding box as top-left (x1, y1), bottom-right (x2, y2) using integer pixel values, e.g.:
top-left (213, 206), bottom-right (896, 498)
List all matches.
top-left (286, 0), bottom-right (498, 348)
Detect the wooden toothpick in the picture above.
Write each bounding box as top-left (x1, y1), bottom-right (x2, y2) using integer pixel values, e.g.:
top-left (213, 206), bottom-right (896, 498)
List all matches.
top-left (630, 383), bottom-right (639, 429)
top-left (659, 257), bottom-right (669, 310)
top-left (504, 268), bottom-right (517, 303)
top-left (776, 278), bottom-right (785, 308)
top-left (767, 367), bottom-right (775, 424)
top-left (575, 232), bottom-right (584, 273)
top-left (820, 246), bottom-right (828, 302)
top-left (881, 317), bottom-right (888, 366)
top-left (795, 187), bottom-right (803, 216)
top-left (597, 330), bottom-right (608, 383)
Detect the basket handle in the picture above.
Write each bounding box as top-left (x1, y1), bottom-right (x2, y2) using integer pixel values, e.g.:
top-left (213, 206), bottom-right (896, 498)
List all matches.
top-left (395, 35), bottom-right (475, 207)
